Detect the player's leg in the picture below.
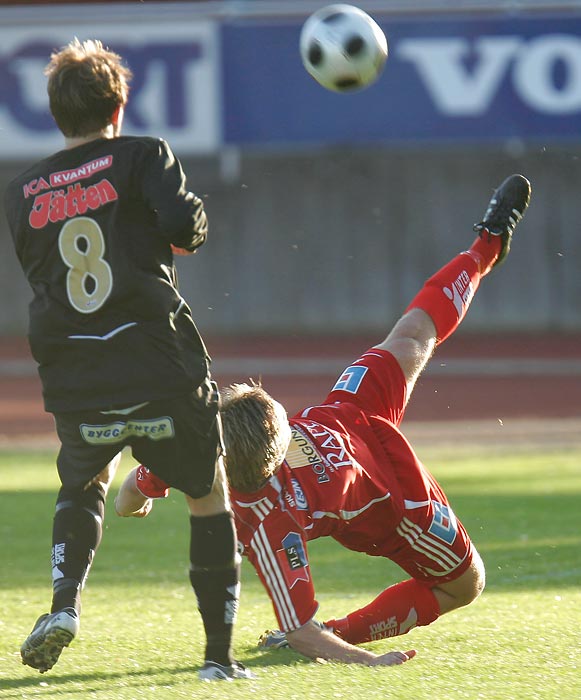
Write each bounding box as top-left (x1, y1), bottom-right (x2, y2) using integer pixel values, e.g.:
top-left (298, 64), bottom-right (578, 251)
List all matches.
top-left (131, 386), bottom-right (252, 681)
top-left (374, 308), bottom-right (436, 402)
top-left (21, 441), bottom-right (121, 673)
top-left (323, 548), bottom-right (485, 645)
top-left (115, 456), bottom-right (250, 679)
top-left (375, 174), bottom-right (531, 399)
top-left (187, 452), bottom-right (253, 680)
top-left (430, 548), bottom-right (486, 613)
top-left (51, 454), bottom-right (120, 612)
top-left (260, 548), bottom-right (485, 651)
top-left (323, 464), bottom-right (485, 646)
top-left (331, 177), bottom-right (532, 645)
top-left (178, 400), bottom-right (247, 679)
top-left (259, 485), bottom-right (485, 650)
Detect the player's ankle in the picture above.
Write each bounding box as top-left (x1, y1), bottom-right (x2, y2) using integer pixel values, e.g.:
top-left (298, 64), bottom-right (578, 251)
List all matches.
top-left (323, 616), bottom-right (350, 640)
top-left (467, 235), bottom-right (502, 275)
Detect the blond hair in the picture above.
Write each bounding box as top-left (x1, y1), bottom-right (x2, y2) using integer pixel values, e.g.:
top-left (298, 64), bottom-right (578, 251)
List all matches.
top-left (45, 38), bottom-right (132, 137)
top-left (220, 383), bottom-right (291, 493)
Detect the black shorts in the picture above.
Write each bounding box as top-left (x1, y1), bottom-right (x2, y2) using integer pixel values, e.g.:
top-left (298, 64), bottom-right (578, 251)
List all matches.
top-left (53, 378), bottom-right (222, 499)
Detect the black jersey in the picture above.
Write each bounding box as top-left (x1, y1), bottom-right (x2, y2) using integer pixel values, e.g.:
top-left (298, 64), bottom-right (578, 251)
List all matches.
top-left (4, 136), bottom-right (211, 412)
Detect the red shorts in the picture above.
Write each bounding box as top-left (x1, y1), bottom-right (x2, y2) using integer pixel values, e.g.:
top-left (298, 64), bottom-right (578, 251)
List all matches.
top-left (309, 347), bottom-right (475, 584)
top-left (323, 347), bottom-right (409, 426)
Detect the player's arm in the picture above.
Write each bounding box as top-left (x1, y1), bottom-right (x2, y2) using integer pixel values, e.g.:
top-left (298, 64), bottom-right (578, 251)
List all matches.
top-left (286, 620), bottom-right (417, 667)
top-left (142, 138), bottom-right (208, 253)
top-left (243, 515), bottom-right (415, 667)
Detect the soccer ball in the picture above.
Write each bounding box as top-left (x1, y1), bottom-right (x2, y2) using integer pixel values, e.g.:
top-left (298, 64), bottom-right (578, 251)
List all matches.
top-left (299, 4), bottom-right (388, 93)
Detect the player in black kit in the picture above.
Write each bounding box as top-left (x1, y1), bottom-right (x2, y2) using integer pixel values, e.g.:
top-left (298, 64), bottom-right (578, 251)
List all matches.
top-left (3, 38), bottom-right (251, 681)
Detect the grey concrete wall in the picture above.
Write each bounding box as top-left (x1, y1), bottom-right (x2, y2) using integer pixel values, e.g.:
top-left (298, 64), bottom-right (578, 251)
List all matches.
top-left (1, 145), bottom-right (580, 337)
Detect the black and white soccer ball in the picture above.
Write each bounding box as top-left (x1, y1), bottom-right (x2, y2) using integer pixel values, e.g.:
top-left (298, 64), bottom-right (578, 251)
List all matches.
top-left (299, 4), bottom-right (388, 93)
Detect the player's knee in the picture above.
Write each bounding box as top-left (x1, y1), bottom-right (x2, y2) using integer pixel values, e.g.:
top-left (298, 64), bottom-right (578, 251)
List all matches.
top-left (95, 454), bottom-right (122, 492)
top-left (57, 481), bottom-right (106, 515)
top-left (470, 548), bottom-right (486, 599)
top-left (456, 550), bottom-right (486, 607)
top-left (187, 459), bottom-right (230, 516)
top-left (434, 550), bottom-right (485, 613)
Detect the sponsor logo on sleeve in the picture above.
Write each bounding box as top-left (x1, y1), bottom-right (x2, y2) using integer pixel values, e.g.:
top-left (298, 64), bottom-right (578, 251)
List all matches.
top-left (276, 532), bottom-right (310, 589)
top-left (291, 478), bottom-right (308, 510)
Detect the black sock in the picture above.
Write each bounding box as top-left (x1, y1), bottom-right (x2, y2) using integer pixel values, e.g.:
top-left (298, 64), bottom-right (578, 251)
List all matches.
top-left (189, 512), bottom-right (240, 666)
top-left (50, 484), bottom-right (105, 614)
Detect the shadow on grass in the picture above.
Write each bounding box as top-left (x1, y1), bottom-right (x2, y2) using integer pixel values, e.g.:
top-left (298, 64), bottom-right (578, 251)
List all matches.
top-left (1, 650), bottom-right (310, 696)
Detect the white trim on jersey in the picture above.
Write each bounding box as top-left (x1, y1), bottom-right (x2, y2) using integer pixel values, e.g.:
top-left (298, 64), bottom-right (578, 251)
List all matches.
top-left (235, 497), bottom-right (275, 522)
top-left (250, 523), bottom-right (302, 631)
top-left (100, 401), bottom-right (150, 416)
top-left (404, 499), bottom-right (431, 510)
top-left (68, 321), bottom-right (137, 341)
top-left (360, 351), bottom-right (384, 359)
top-left (312, 510), bottom-right (340, 520)
top-left (339, 492), bottom-right (391, 520)
top-left (233, 475), bottom-right (281, 522)
top-left (299, 404), bottom-right (342, 419)
top-left (311, 491), bottom-right (391, 522)
top-left (397, 517), bottom-right (464, 574)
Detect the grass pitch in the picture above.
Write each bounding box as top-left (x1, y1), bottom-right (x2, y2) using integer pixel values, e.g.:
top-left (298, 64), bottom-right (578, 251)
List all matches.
top-left (0, 443), bottom-right (579, 700)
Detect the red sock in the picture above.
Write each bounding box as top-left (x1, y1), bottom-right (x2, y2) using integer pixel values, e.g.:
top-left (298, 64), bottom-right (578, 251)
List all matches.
top-left (324, 579), bottom-right (440, 644)
top-left (405, 235), bottom-right (501, 345)
top-left (469, 233), bottom-right (503, 275)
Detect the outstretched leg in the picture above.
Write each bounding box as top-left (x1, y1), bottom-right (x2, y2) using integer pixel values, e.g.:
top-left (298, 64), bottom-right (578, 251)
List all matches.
top-left (328, 175), bottom-right (531, 644)
top-left (259, 174), bottom-right (531, 653)
top-left (376, 174), bottom-right (531, 399)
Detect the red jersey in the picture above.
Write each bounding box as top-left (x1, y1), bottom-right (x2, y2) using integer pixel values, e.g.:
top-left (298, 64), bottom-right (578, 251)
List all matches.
top-left (231, 349), bottom-right (472, 632)
top-left (137, 348), bottom-right (473, 632)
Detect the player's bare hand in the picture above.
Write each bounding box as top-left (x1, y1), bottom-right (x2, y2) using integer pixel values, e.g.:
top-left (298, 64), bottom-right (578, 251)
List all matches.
top-left (370, 649), bottom-right (417, 666)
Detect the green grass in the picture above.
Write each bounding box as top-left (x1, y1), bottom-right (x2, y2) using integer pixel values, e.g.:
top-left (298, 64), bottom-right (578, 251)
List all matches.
top-left (0, 445), bottom-right (580, 699)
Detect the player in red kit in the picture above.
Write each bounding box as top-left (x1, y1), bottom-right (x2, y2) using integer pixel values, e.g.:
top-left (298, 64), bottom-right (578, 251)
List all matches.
top-left (117, 174), bottom-right (531, 666)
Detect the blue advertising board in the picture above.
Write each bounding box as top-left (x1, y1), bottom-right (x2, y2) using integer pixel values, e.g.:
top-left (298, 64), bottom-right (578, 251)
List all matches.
top-left (221, 11), bottom-right (581, 146)
top-left (0, 5), bottom-right (579, 156)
